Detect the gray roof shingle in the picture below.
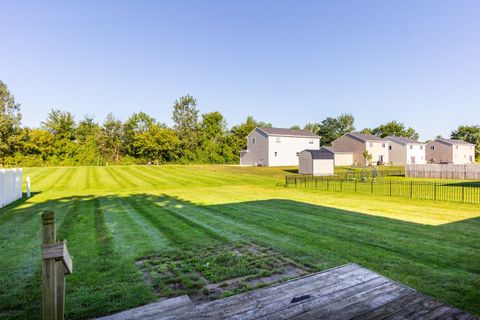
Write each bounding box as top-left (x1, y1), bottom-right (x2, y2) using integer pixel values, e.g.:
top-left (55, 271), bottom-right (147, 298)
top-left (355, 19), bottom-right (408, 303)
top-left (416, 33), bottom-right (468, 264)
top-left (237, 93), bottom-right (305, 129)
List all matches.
top-left (386, 136), bottom-right (424, 145)
top-left (347, 133), bottom-right (386, 142)
top-left (302, 149), bottom-right (335, 159)
top-left (436, 138), bottom-right (475, 146)
top-left (257, 127), bottom-right (318, 137)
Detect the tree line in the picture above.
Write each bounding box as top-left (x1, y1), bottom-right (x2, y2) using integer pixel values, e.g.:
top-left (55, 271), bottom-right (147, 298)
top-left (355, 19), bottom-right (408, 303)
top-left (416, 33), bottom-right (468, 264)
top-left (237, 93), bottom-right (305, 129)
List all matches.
top-left (1, 80), bottom-right (479, 166)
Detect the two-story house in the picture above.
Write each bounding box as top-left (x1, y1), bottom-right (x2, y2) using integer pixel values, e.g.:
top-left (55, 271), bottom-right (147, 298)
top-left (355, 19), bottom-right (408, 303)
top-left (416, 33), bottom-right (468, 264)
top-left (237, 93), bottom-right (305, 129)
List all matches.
top-left (425, 139), bottom-right (475, 164)
top-left (386, 136), bottom-right (426, 165)
top-left (331, 133), bottom-right (389, 165)
top-left (239, 127), bottom-right (320, 166)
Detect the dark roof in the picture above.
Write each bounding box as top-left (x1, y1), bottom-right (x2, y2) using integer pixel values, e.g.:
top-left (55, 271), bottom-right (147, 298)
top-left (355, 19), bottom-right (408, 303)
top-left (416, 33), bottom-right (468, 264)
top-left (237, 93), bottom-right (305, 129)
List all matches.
top-left (301, 149), bottom-right (334, 159)
top-left (436, 138), bottom-right (475, 146)
top-left (257, 127), bottom-right (318, 138)
top-left (322, 146), bottom-right (353, 154)
top-left (347, 133), bottom-right (386, 142)
top-left (386, 136), bottom-right (424, 145)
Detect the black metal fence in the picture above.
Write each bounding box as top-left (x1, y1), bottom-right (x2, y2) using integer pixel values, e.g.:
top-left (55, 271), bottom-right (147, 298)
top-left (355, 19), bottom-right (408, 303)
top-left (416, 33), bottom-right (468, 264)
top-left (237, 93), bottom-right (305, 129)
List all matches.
top-left (285, 175), bottom-right (480, 204)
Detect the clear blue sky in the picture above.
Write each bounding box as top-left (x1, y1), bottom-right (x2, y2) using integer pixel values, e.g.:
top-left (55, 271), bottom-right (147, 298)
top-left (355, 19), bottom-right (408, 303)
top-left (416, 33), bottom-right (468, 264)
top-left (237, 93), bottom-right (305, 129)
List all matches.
top-left (1, 1), bottom-right (479, 140)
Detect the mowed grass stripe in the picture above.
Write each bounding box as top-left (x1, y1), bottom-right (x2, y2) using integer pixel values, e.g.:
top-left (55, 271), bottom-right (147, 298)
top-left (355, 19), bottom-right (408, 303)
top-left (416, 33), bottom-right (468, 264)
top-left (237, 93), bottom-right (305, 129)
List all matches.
top-left (140, 166), bottom-right (200, 187)
top-left (100, 196), bottom-right (160, 257)
top-left (59, 197), bottom-right (153, 320)
top-left (103, 167), bottom-right (129, 189)
top-left (134, 166), bottom-right (185, 187)
top-left (106, 166), bottom-right (139, 189)
top-left (128, 196), bottom-right (224, 248)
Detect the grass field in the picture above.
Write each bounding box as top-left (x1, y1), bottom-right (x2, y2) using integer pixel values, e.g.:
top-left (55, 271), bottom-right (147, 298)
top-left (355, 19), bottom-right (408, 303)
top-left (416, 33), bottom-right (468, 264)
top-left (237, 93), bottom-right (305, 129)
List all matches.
top-left (0, 165), bottom-right (479, 319)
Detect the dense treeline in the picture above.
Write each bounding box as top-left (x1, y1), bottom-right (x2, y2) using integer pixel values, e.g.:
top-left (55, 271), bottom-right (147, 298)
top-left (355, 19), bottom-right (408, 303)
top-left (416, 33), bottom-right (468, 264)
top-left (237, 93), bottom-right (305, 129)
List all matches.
top-left (0, 80), bottom-right (479, 166)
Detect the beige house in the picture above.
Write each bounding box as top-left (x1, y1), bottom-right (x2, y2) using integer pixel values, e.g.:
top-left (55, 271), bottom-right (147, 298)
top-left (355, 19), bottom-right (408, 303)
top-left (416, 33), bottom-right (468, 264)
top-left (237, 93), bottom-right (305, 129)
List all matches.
top-left (298, 149), bottom-right (334, 176)
top-left (386, 136), bottom-right (426, 165)
top-left (331, 133), bottom-right (389, 165)
top-left (425, 138), bottom-right (475, 164)
top-left (240, 127), bottom-right (320, 166)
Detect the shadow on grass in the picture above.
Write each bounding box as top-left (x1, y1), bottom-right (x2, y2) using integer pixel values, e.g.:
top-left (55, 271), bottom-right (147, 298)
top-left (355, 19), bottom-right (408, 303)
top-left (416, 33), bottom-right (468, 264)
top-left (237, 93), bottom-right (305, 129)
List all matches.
top-left (0, 193), bottom-right (479, 319)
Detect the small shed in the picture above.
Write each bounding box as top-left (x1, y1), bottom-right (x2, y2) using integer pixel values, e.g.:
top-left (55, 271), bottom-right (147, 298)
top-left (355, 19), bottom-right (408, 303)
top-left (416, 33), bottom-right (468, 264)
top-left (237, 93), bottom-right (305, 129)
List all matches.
top-left (299, 149), bottom-right (334, 176)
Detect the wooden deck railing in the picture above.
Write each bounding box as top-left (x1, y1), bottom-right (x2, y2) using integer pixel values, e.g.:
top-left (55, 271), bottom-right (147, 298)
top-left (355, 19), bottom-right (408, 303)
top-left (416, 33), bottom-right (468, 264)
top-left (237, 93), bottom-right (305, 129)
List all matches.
top-left (41, 211), bottom-right (73, 320)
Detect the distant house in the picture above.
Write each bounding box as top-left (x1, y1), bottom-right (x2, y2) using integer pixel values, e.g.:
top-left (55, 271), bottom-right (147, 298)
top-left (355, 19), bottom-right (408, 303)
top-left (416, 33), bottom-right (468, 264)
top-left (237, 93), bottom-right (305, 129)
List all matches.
top-left (298, 148), bottom-right (334, 176)
top-left (331, 133), bottom-right (389, 165)
top-left (240, 127), bottom-right (320, 166)
top-left (321, 146), bottom-right (354, 166)
top-left (425, 139), bottom-right (475, 164)
top-left (386, 136), bottom-right (426, 166)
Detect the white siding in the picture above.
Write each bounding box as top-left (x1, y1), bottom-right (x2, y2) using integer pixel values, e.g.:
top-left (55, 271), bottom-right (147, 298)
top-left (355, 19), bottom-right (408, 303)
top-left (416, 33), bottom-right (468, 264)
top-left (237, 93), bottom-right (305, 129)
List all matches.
top-left (366, 142), bottom-right (389, 164)
top-left (313, 159), bottom-right (334, 176)
top-left (453, 144), bottom-right (476, 164)
top-left (268, 136), bottom-right (320, 166)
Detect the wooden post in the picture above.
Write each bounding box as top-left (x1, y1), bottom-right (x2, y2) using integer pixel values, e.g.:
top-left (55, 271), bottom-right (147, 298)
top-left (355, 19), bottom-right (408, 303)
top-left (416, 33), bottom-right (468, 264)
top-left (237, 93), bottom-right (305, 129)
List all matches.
top-left (41, 211), bottom-right (73, 320)
top-left (42, 211), bottom-right (57, 320)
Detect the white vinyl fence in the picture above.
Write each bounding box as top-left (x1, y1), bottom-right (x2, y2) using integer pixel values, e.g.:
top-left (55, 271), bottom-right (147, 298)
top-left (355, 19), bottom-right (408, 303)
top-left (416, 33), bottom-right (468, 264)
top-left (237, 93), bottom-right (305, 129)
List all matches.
top-left (1, 169), bottom-right (23, 208)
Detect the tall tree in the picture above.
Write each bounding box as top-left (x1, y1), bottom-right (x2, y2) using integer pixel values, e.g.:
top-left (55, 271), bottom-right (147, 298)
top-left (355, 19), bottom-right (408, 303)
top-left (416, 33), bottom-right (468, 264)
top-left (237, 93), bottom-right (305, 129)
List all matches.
top-left (42, 109), bottom-right (76, 140)
top-left (197, 111), bottom-right (227, 163)
top-left (76, 115), bottom-right (100, 143)
top-left (0, 81), bottom-right (22, 164)
top-left (100, 113), bottom-right (123, 163)
top-left (123, 112), bottom-right (156, 156)
top-left (316, 113), bottom-right (356, 145)
top-left (371, 121), bottom-right (419, 140)
top-left (172, 95), bottom-right (199, 158)
top-left (41, 109), bottom-right (77, 159)
top-left (133, 123), bottom-right (180, 163)
top-left (451, 125), bottom-right (480, 159)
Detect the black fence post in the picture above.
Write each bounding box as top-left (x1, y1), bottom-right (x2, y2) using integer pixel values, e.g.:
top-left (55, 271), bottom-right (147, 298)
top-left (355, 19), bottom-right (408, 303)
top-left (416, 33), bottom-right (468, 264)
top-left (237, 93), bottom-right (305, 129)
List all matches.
top-left (371, 180), bottom-right (374, 194)
top-left (295, 177), bottom-right (297, 187)
top-left (434, 182), bottom-right (437, 201)
top-left (354, 180), bottom-right (357, 193)
top-left (389, 180), bottom-right (392, 197)
top-left (410, 181), bottom-right (413, 198)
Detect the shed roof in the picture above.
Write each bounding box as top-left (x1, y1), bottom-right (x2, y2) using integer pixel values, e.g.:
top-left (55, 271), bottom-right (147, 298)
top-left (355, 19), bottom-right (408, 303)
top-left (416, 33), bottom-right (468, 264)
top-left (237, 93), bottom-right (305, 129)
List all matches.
top-left (301, 149), bottom-right (335, 159)
top-left (257, 127), bottom-right (318, 138)
top-left (386, 136), bottom-right (424, 145)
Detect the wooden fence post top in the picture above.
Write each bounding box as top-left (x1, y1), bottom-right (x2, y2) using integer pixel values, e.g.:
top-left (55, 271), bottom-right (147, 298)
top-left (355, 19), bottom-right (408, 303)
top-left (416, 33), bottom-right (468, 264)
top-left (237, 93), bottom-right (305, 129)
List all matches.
top-left (42, 211), bottom-right (55, 224)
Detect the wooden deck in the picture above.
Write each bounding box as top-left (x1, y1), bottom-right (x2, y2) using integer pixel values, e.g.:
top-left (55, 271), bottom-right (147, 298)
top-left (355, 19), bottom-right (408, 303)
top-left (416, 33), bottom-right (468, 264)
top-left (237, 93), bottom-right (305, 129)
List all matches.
top-left (98, 263), bottom-right (479, 320)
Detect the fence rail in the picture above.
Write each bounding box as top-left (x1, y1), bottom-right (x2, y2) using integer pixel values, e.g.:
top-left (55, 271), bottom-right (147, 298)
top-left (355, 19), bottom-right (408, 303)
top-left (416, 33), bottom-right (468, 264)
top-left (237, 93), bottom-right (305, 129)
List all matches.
top-left (285, 175), bottom-right (480, 204)
top-left (406, 164), bottom-right (480, 180)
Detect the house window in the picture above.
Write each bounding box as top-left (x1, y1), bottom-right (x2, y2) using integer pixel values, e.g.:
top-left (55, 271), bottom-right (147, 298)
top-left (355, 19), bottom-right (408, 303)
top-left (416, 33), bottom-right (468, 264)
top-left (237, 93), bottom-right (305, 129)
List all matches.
top-left (456, 145), bottom-right (459, 149)
top-left (296, 152), bottom-right (300, 156)
top-left (369, 142), bottom-right (373, 148)
top-left (420, 145), bottom-right (423, 150)
top-left (430, 146), bottom-right (435, 150)
top-left (389, 145), bottom-right (392, 150)
top-left (276, 137), bottom-right (281, 143)
top-left (274, 152), bottom-right (278, 157)
top-left (309, 139), bottom-right (314, 144)
top-left (252, 138), bottom-right (256, 144)
top-left (382, 143), bottom-right (386, 148)
top-left (409, 145), bottom-right (413, 150)
top-left (470, 156), bottom-right (473, 162)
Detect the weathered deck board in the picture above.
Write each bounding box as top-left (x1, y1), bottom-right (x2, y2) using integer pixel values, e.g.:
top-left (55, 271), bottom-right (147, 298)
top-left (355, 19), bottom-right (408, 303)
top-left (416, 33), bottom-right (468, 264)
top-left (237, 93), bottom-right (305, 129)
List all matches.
top-left (97, 263), bottom-right (479, 320)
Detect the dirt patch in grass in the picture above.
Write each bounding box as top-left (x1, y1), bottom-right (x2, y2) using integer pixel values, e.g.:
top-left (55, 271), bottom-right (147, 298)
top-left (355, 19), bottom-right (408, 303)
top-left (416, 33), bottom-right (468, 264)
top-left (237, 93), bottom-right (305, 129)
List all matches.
top-left (135, 243), bottom-right (311, 303)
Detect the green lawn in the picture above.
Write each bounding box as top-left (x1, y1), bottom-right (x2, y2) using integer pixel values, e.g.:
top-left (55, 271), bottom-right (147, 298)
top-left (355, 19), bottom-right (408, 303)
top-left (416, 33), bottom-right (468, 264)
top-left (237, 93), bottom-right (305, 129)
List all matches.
top-left (0, 165), bottom-right (479, 319)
